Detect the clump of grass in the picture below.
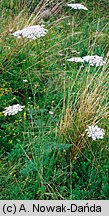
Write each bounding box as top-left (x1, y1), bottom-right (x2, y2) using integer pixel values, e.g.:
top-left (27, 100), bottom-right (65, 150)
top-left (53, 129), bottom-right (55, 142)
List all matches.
top-left (59, 63), bottom-right (109, 160)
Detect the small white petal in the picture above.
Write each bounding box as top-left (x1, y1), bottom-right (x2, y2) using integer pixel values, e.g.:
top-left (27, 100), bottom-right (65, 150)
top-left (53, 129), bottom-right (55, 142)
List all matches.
top-left (23, 79), bottom-right (28, 83)
top-left (67, 57), bottom-right (84, 63)
top-left (49, 111), bottom-right (54, 115)
top-left (67, 3), bottom-right (88, 10)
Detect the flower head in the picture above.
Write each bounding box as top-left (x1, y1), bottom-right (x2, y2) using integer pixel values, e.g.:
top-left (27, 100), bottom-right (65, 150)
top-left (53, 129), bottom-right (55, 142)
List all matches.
top-left (3, 104), bottom-right (25, 116)
top-left (67, 3), bottom-right (88, 11)
top-left (82, 55), bottom-right (106, 67)
top-left (12, 25), bottom-right (48, 40)
top-left (67, 55), bottom-right (106, 67)
top-left (85, 125), bottom-right (105, 140)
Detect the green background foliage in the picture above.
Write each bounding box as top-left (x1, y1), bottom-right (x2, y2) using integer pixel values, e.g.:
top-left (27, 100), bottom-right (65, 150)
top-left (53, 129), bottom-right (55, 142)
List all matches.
top-left (0, 0), bottom-right (109, 199)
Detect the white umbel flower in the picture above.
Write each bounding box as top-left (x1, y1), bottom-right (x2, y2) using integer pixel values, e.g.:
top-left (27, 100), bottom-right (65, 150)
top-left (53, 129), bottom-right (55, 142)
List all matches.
top-left (67, 3), bottom-right (88, 11)
top-left (82, 55), bottom-right (106, 66)
top-left (67, 55), bottom-right (106, 67)
top-left (85, 125), bottom-right (105, 140)
top-left (3, 104), bottom-right (25, 116)
top-left (12, 25), bottom-right (48, 40)
top-left (67, 57), bottom-right (84, 63)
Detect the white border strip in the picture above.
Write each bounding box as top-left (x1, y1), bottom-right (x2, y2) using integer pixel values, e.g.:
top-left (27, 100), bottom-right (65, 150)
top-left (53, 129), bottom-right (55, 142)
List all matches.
top-left (0, 200), bottom-right (109, 216)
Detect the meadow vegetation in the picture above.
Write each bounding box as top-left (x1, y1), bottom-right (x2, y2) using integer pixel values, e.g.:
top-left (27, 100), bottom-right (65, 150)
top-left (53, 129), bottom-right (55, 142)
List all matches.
top-left (0, 0), bottom-right (109, 199)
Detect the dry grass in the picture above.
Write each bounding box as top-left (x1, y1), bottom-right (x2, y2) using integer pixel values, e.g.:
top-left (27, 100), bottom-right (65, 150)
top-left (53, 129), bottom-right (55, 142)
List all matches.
top-left (59, 64), bottom-right (109, 160)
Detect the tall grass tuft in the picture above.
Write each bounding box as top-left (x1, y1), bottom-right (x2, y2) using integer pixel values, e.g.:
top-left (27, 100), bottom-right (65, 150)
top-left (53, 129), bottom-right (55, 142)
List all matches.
top-left (59, 63), bottom-right (109, 160)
